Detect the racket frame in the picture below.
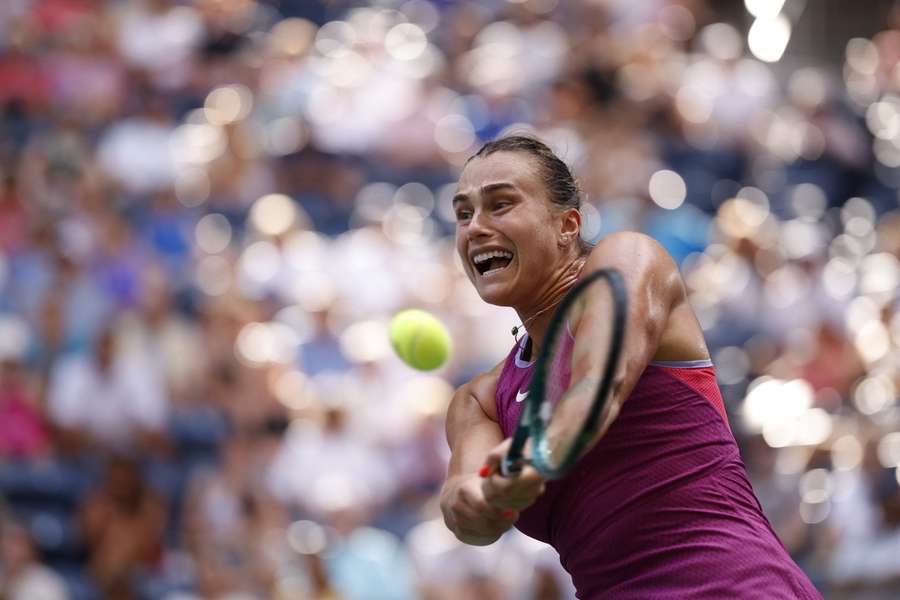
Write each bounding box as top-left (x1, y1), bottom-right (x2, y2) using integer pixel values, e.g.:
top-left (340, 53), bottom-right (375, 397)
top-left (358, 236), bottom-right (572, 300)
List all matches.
top-left (501, 268), bottom-right (627, 480)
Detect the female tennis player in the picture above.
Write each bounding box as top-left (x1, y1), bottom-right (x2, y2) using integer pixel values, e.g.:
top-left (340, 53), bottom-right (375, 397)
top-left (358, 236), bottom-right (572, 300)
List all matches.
top-left (439, 136), bottom-right (823, 599)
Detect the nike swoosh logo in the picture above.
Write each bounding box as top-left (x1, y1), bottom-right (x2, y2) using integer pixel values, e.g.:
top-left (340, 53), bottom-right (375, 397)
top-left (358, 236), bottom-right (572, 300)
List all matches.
top-left (515, 390), bottom-right (528, 403)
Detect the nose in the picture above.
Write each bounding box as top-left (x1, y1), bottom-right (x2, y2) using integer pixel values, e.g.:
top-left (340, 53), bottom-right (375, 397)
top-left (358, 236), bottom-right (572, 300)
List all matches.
top-left (466, 207), bottom-right (492, 240)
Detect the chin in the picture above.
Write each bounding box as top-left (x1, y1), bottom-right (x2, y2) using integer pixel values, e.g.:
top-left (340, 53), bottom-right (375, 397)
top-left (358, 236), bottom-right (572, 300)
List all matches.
top-left (474, 281), bottom-right (516, 307)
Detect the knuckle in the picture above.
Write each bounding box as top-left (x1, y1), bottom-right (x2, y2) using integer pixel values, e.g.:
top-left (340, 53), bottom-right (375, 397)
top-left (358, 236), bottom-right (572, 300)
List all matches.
top-left (458, 485), bottom-right (477, 503)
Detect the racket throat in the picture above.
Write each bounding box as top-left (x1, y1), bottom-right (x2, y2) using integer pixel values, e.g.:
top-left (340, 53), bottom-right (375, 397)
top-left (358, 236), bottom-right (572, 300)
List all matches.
top-left (539, 400), bottom-right (552, 422)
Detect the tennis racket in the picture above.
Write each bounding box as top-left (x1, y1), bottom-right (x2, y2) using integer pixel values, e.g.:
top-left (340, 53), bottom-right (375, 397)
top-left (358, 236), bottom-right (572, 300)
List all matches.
top-left (501, 268), bottom-right (627, 480)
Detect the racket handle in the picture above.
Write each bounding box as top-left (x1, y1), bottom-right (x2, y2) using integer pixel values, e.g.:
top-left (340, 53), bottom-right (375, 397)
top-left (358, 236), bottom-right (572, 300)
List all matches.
top-left (500, 456), bottom-right (523, 477)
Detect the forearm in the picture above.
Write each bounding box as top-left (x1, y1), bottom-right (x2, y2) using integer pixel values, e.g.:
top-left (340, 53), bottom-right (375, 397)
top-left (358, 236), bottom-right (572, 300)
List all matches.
top-left (444, 376), bottom-right (505, 479)
top-left (442, 377), bottom-right (515, 545)
top-left (441, 419), bottom-right (506, 543)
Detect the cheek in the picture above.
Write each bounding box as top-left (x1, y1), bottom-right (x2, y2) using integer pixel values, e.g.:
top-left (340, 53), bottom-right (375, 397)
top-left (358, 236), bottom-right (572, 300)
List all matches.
top-left (454, 229), bottom-right (466, 256)
top-left (516, 222), bottom-right (555, 256)
top-left (454, 233), bottom-right (475, 279)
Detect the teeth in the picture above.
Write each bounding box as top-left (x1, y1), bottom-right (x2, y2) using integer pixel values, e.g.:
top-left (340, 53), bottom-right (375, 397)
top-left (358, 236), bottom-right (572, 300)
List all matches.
top-left (473, 250), bottom-right (513, 264)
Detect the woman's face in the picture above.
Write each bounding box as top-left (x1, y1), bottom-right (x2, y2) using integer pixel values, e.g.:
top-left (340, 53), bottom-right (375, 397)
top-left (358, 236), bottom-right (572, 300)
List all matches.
top-left (454, 151), bottom-right (567, 307)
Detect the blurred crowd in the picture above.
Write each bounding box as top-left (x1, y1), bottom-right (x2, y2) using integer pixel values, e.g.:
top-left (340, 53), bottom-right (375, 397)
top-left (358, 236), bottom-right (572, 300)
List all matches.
top-left (1, 0), bottom-right (900, 598)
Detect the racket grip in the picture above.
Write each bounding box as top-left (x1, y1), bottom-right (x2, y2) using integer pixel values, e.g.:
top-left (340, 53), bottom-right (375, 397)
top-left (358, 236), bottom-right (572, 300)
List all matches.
top-left (500, 456), bottom-right (523, 477)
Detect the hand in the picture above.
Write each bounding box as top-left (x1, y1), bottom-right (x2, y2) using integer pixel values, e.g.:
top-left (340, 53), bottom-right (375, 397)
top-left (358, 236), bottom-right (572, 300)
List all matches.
top-left (441, 473), bottom-right (518, 546)
top-left (480, 438), bottom-right (546, 512)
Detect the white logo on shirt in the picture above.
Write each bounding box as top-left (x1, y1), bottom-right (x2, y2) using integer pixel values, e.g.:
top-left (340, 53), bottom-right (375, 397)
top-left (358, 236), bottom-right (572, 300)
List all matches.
top-left (515, 390), bottom-right (529, 403)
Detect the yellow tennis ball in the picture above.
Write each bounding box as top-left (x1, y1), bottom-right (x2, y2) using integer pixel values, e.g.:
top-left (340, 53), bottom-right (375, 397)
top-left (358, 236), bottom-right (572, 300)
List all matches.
top-left (389, 309), bottom-right (452, 371)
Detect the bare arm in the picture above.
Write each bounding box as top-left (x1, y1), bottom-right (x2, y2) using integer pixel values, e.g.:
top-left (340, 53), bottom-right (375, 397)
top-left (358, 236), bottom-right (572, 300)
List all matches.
top-left (444, 371), bottom-right (503, 483)
top-left (440, 364), bottom-right (521, 545)
top-left (568, 231), bottom-right (688, 448)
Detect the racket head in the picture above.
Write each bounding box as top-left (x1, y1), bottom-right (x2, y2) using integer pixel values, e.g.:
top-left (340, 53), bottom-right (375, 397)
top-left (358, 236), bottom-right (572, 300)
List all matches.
top-left (523, 268), bottom-right (627, 479)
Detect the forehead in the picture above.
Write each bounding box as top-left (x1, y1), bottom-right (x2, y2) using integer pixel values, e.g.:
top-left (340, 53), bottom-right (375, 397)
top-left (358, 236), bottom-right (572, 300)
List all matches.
top-left (456, 151), bottom-right (542, 198)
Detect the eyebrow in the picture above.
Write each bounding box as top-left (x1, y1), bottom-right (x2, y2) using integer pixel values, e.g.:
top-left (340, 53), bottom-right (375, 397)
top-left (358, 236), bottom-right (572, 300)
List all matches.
top-left (452, 182), bottom-right (518, 206)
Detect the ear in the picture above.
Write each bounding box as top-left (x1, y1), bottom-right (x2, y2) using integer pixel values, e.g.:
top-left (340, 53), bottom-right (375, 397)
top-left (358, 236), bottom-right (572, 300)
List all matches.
top-left (558, 207), bottom-right (581, 247)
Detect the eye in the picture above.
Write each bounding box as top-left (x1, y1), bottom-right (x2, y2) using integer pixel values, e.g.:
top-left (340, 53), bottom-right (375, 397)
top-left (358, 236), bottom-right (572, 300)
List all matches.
top-left (455, 209), bottom-right (472, 222)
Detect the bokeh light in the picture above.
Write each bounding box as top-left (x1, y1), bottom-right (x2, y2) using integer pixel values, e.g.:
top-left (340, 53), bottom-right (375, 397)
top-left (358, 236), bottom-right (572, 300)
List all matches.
top-left (204, 85), bottom-right (254, 126)
top-left (648, 170), bottom-right (687, 209)
top-left (385, 23), bottom-right (428, 61)
top-left (269, 18), bottom-right (317, 56)
top-left (877, 432), bottom-right (900, 468)
top-left (339, 320), bottom-right (392, 363)
top-left (250, 194), bottom-right (297, 237)
top-left (272, 369), bottom-right (311, 411)
top-left (831, 435), bottom-right (864, 471)
top-left (0, 314), bottom-right (30, 360)
top-left (287, 520), bottom-right (328, 555)
top-left (748, 15), bottom-right (792, 63)
top-left (434, 114), bottom-right (476, 154)
top-left (852, 374), bottom-right (896, 415)
top-left (195, 214), bottom-right (232, 254)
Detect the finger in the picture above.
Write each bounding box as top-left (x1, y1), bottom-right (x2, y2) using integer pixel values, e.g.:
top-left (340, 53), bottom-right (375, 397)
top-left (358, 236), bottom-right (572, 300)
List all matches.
top-left (517, 463), bottom-right (545, 484)
top-left (481, 474), bottom-right (518, 508)
top-left (487, 465), bottom-right (543, 496)
top-left (459, 479), bottom-right (509, 519)
top-left (480, 456), bottom-right (500, 479)
top-left (482, 470), bottom-right (545, 510)
top-left (480, 440), bottom-right (510, 478)
top-left (457, 502), bottom-right (504, 525)
top-left (481, 473), bottom-right (500, 505)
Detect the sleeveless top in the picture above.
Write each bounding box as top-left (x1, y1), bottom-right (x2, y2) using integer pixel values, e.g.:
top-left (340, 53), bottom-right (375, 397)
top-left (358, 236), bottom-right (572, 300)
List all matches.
top-left (494, 333), bottom-right (823, 599)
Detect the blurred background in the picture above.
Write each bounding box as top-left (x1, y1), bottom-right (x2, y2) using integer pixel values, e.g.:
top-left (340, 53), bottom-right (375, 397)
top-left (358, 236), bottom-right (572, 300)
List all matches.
top-left (1, 0), bottom-right (900, 598)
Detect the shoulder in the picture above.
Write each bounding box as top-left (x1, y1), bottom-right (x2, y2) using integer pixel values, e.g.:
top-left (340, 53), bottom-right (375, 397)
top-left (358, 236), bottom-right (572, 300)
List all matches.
top-left (586, 232), bottom-right (708, 360)
top-left (586, 231), bottom-right (677, 272)
top-left (584, 231), bottom-right (684, 298)
top-left (452, 359), bottom-right (505, 422)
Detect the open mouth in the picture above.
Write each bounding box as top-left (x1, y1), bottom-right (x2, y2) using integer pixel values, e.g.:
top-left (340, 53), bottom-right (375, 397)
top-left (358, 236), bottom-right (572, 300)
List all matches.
top-left (472, 250), bottom-right (514, 277)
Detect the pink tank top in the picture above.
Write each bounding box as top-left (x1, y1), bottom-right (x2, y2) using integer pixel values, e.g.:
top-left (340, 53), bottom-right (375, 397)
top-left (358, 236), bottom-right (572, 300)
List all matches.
top-left (494, 334), bottom-right (823, 600)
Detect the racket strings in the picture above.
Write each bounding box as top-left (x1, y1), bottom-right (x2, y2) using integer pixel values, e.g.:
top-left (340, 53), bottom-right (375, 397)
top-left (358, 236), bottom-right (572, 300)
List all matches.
top-left (538, 279), bottom-right (614, 471)
top-left (506, 269), bottom-right (626, 479)
top-left (538, 316), bottom-right (578, 463)
top-left (545, 327), bottom-right (573, 408)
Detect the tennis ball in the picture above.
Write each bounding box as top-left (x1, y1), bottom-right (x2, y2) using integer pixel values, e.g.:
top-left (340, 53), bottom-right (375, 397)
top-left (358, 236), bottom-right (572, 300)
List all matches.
top-left (389, 309), bottom-right (452, 371)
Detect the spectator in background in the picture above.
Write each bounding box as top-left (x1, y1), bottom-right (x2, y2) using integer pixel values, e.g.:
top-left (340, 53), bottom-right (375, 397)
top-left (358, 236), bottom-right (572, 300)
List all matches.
top-left (28, 295), bottom-right (69, 384)
top-left (0, 174), bottom-right (27, 254)
top-left (182, 434), bottom-right (291, 598)
top-left (79, 455), bottom-right (166, 600)
top-left (118, 264), bottom-right (208, 405)
top-left (182, 436), bottom-right (258, 554)
top-left (826, 439), bottom-right (900, 597)
top-left (0, 518), bottom-right (68, 600)
top-left (800, 321), bottom-right (867, 400)
top-left (0, 358), bottom-right (52, 460)
top-left (46, 323), bottom-right (169, 455)
top-left (186, 491), bottom-right (286, 599)
top-left (269, 396), bottom-right (395, 525)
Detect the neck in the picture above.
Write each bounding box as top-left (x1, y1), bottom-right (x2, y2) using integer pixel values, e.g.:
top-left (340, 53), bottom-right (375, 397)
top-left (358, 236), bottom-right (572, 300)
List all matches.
top-left (515, 254), bottom-right (585, 352)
